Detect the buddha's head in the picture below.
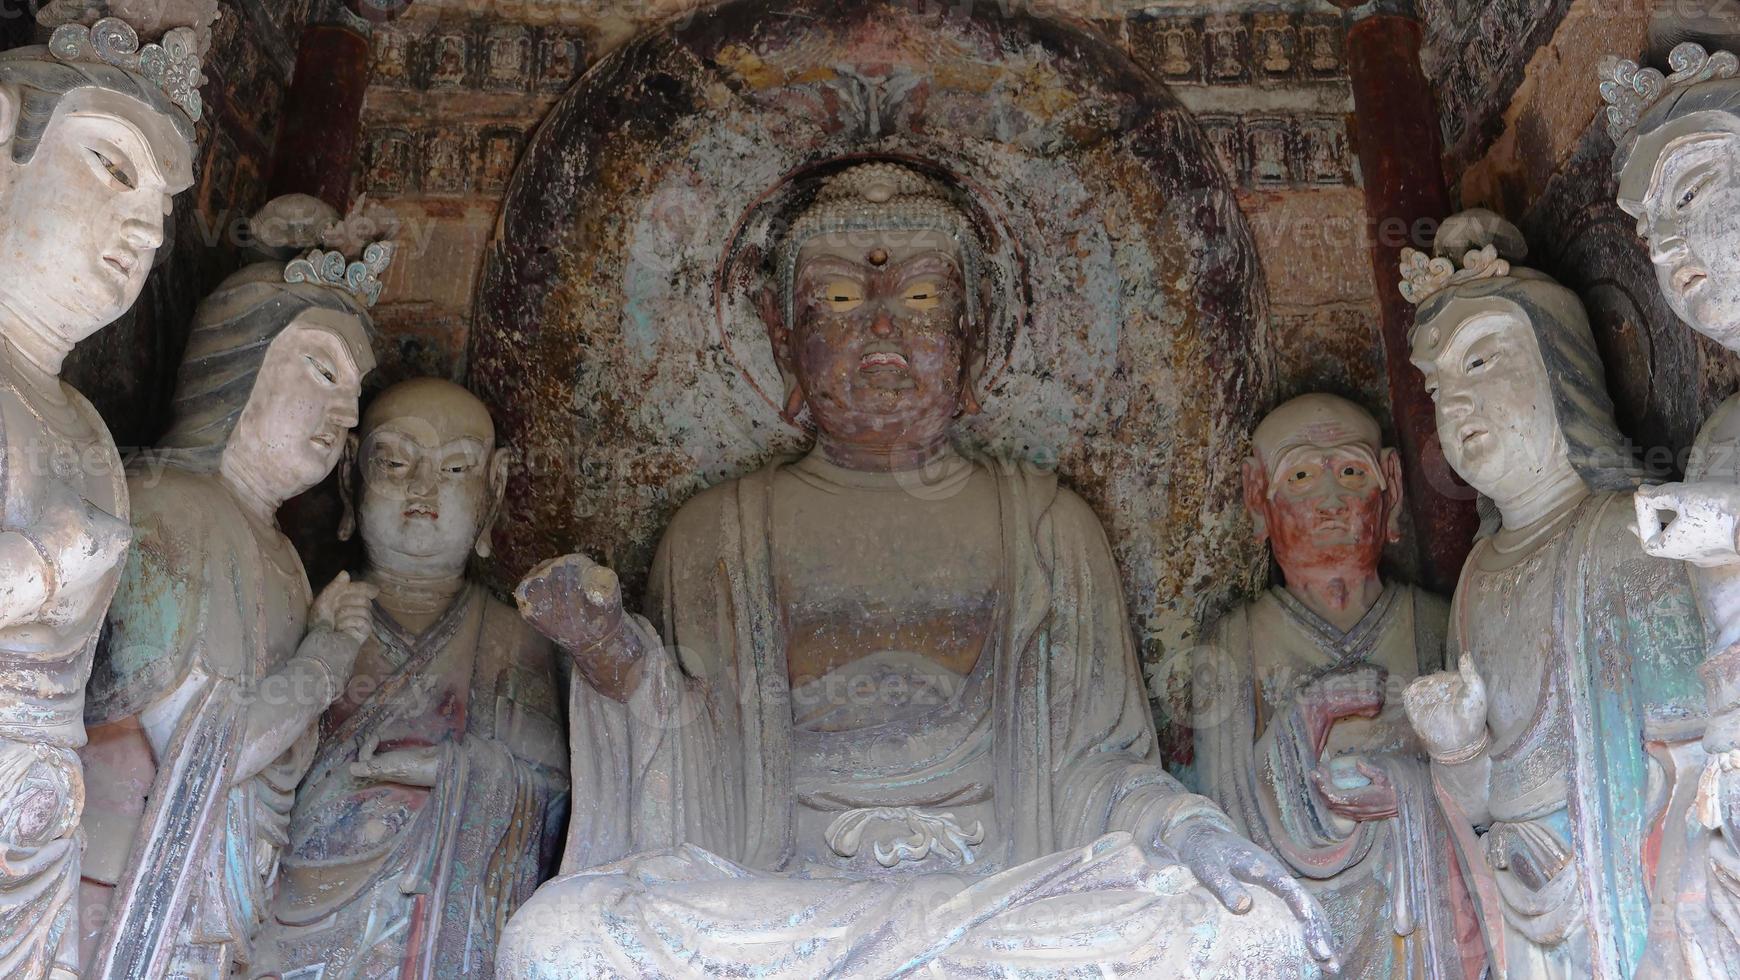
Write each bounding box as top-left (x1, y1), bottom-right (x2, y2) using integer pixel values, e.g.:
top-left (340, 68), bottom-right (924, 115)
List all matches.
top-left (1605, 44), bottom-right (1740, 346)
top-left (764, 163), bottom-right (987, 453)
top-left (0, 4), bottom-right (213, 353)
top-left (158, 262), bottom-right (378, 507)
top-left (1404, 211), bottom-right (1639, 515)
top-left (346, 378), bottom-right (510, 581)
top-left (1244, 394), bottom-right (1400, 585)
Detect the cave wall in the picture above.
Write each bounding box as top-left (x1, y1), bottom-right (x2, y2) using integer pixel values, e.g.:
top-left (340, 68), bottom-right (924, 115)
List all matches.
top-left (356, 0), bottom-right (1389, 434)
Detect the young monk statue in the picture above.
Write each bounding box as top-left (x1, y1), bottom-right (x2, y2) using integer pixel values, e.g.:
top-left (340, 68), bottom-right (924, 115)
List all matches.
top-left (252, 378), bottom-right (568, 979)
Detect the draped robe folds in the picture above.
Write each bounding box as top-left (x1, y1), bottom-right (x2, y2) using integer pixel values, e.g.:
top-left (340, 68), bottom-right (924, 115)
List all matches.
top-left (1434, 494), bottom-right (1707, 979)
top-left (500, 460), bottom-right (1318, 979)
top-left (81, 468), bottom-right (318, 978)
top-left (254, 586), bottom-right (569, 979)
top-left (1195, 585), bottom-right (1478, 980)
top-left (1659, 395), bottom-right (1740, 978)
top-left (0, 375), bottom-right (128, 979)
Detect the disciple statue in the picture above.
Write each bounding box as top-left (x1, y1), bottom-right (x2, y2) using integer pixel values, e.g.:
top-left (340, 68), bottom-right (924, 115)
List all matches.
top-left (1193, 393), bottom-right (1479, 980)
top-left (498, 162), bottom-right (1338, 978)
top-left (252, 378), bottom-right (569, 978)
top-left (1601, 40), bottom-right (1740, 976)
top-left (1398, 211), bottom-right (1708, 979)
top-left (0, 1), bottom-right (212, 974)
top-left (78, 236), bottom-right (387, 977)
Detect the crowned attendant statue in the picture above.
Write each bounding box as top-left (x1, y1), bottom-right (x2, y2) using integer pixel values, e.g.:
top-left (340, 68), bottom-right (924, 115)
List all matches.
top-left (1399, 211), bottom-right (1708, 979)
top-left (1194, 393), bottom-right (1481, 980)
top-left (0, 1), bottom-right (214, 976)
top-left (497, 162), bottom-right (1338, 978)
top-left (251, 378), bottom-right (569, 979)
top-left (77, 203), bottom-right (390, 978)
top-left (1600, 40), bottom-right (1740, 977)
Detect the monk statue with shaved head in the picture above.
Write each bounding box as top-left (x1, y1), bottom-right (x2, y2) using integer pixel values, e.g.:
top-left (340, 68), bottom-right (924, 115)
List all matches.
top-left (251, 378), bottom-right (569, 979)
top-left (1193, 393), bottom-right (1481, 980)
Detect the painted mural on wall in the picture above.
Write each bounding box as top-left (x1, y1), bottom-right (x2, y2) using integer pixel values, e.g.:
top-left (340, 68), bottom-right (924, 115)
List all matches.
top-left (468, 0), bottom-right (1278, 710)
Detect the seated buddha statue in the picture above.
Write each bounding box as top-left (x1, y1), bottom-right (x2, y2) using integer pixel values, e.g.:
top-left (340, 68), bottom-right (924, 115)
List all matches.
top-left (497, 162), bottom-right (1339, 978)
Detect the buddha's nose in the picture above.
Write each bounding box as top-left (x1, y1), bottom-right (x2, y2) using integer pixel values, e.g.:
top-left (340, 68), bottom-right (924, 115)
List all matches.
top-left (869, 306), bottom-right (898, 337)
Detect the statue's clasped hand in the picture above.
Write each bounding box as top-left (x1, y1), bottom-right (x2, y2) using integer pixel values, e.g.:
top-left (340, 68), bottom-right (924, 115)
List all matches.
top-left (1634, 481), bottom-right (1740, 567)
top-left (350, 734), bottom-right (443, 788)
top-left (1167, 817), bottom-right (1341, 974)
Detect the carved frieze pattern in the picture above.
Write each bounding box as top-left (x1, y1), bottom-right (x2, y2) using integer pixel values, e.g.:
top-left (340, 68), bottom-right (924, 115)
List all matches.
top-left (363, 124), bottom-right (529, 196)
top-left (1126, 11), bottom-right (1346, 85)
top-left (1195, 113), bottom-right (1354, 189)
top-left (369, 18), bottom-right (587, 94)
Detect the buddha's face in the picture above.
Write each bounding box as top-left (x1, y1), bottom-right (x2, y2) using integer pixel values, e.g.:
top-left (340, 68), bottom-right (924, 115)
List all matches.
top-left (226, 309), bottom-right (369, 503)
top-left (1411, 304), bottom-right (1563, 502)
top-left (1621, 119), bottom-right (1740, 347)
top-left (1246, 404), bottom-right (1398, 582)
top-left (782, 228), bottom-right (971, 448)
top-left (0, 87), bottom-right (193, 343)
top-left (357, 381), bottom-right (502, 576)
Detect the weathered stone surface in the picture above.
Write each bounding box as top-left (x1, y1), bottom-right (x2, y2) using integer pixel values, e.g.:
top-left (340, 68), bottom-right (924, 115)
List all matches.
top-left (469, 0), bottom-right (1278, 689)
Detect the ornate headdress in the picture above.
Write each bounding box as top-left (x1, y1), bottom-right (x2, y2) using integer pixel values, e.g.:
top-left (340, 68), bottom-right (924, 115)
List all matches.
top-left (270, 196), bottom-right (400, 309)
top-left (1599, 43), bottom-right (1740, 160)
top-left (1398, 209), bottom-right (1529, 306)
top-left (775, 162), bottom-right (984, 330)
top-left (29, 0), bottom-right (219, 125)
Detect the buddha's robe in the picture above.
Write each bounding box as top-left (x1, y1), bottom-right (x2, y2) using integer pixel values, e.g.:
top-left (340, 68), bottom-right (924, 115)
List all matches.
top-left (1196, 585), bottom-right (1479, 980)
top-left (500, 459), bottom-right (1316, 979)
top-left (252, 586), bottom-right (569, 979)
top-left (80, 467), bottom-right (327, 977)
top-left (1433, 493), bottom-right (1706, 979)
top-left (0, 372), bottom-right (128, 979)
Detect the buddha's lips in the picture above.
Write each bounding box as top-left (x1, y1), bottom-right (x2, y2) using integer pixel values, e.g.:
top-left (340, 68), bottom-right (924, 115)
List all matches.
top-left (860, 351), bottom-right (909, 370)
top-left (404, 505), bottom-right (438, 520)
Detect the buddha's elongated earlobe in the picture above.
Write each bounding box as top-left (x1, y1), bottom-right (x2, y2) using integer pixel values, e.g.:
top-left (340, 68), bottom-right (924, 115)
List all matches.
top-left (782, 382), bottom-right (808, 425)
top-left (1381, 448), bottom-right (1406, 544)
top-left (477, 447), bottom-right (513, 558)
top-left (1241, 456), bottom-right (1269, 545)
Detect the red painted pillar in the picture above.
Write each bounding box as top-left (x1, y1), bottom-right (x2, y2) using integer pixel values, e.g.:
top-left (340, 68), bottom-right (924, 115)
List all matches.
top-left (1342, 4), bottom-right (1479, 593)
top-left (268, 21), bottom-right (373, 210)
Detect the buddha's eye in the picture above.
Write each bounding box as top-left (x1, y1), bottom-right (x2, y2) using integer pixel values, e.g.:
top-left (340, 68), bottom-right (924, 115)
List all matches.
top-left (1677, 173), bottom-right (1713, 212)
top-left (306, 354), bottom-right (337, 384)
top-left (1337, 464), bottom-right (1371, 489)
top-left (380, 458), bottom-right (407, 471)
top-left (902, 280), bottom-right (944, 312)
top-left (820, 280), bottom-right (864, 313)
top-left (88, 148), bottom-right (135, 190)
top-left (1466, 354), bottom-right (1491, 372)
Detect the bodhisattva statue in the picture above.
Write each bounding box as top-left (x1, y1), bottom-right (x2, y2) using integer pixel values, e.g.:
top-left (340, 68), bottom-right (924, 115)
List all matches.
top-left (252, 377), bottom-right (569, 978)
top-left (1601, 40), bottom-right (1740, 976)
top-left (1398, 211), bottom-right (1708, 979)
top-left (77, 239), bottom-right (386, 978)
top-left (498, 162), bottom-right (1338, 978)
top-left (0, 2), bottom-right (212, 975)
top-left (1194, 393), bottom-right (1480, 980)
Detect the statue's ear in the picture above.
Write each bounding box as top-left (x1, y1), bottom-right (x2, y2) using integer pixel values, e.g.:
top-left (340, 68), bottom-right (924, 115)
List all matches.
top-left (1380, 446), bottom-right (1406, 543)
top-left (476, 447), bottom-right (513, 559)
top-left (1241, 455), bottom-right (1269, 544)
top-left (757, 283), bottom-right (807, 423)
top-left (337, 433), bottom-right (360, 542)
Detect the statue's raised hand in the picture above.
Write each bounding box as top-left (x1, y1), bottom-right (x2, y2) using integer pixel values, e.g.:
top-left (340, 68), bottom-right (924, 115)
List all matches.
top-left (1402, 654), bottom-right (1488, 763)
top-left (1293, 663), bottom-right (1387, 758)
top-left (1634, 481), bottom-right (1740, 567)
top-left (515, 554), bottom-right (643, 701)
top-left (299, 572), bottom-right (379, 684)
top-left (1169, 818), bottom-right (1342, 974)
